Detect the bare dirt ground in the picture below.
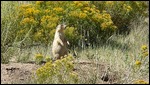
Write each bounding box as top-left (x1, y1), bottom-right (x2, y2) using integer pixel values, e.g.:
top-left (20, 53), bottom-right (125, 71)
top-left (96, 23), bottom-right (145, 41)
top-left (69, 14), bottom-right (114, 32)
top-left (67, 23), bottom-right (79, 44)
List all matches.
top-left (74, 60), bottom-right (120, 84)
top-left (1, 60), bottom-right (119, 84)
top-left (1, 63), bottom-right (40, 84)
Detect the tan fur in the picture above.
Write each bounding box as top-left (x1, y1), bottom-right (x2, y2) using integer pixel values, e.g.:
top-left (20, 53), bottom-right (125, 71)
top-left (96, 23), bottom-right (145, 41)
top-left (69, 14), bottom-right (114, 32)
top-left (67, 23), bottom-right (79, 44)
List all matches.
top-left (52, 24), bottom-right (69, 60)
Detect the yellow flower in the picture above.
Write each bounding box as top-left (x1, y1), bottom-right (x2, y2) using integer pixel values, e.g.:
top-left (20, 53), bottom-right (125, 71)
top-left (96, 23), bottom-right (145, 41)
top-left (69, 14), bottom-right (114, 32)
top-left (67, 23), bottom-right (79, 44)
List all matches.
top-left (95, 9), bottom-right (100, 13)
top-left (20, 17), bottom-right (36, 25)
top-left (126, 6), bottom-right (132, 12)
top-left (35, 55), bottom-right (77, 83)
top-left (141, 45), bottom-right (147, 50)
top-left (35, 54), bottom-right (43, 64)
top-left (41, 15), bottom-right (58, 28)
top-left (19, 29), bottom-right (24, 34)
top-left (127, 6), bottom-right (132, 10)
top-left (134, 80), bottom-right (148, 84)
top-left (123, 4), bottom-right (127, 7)
top-left (135, 2), bottom-right (140, 7)
top-left (90, 8), bottom-right (96, 14)
top-left (66, 54), bottom-right (74, 61)
top-left (36, 54), bottom-right (43, 59)
top-left (44, 9), bottom-right (50, 13)
top-left (101, 21), bottom-right (113, 30)
top-left (41, 15), bottom-right (51, 22)
top-left (103, 13), bottom-right (111, 19)
top-left (45, 61), bottom-right (53, 67)
top-left (53, 7), bottom-right (63, 12)
top-left (112, 25), bottom-right (117, 30)
top-left (26, 8), bottom-right (34, 15)
top-left (20, 4), bottom-right (32, 9)
top-left (55, 59), bottom-right (61, 65)
top-left (102, 10), bottom-right (107, 13)
top-left (73, 1), bottom-right (83, 7)
top-left (101, 23), bottom-right (107, 30)
top-left (92, 4), bottom-right (96, 8)
top-left (135, 60), bottom-right (141, 66)
top-left (36, 1), bottom-right (44, 5)
top-left (69, 11), bottom-right (79, 17)
top-left (34, 9), bottom-right (40, 14)
top-left (77, 3), bottom-right (83, 7)
top-left (83, 10), bottom-right (88, 13)
top-left (73, 1), bottom-right (79, 4)
top-left (83, 1), bottom-right (90, 6)
top-left (84, 7), bottom-right (91, 11)
top-left (36, 31), bottom-right (42, 37)
top-left (92, 14), bottom-right (102, 22)
top-left (70, 72), bottom-right (78, 78)
top-left (106, 1), bottom-right (114, 5)
top-left (21, 18), bottom-right (30, 24)
top-left (123, 4), bottom-right (132, 13)
top-left (79, 12), bottom-right (87, 19)
top-left (107, 21), bottom-right (113, 25)
top-left (36, 54), bottom-right (43, 58)
top-left (142, 51), bottom-right (148, 57)
top-left (69, 71), bottom-right (78, 82)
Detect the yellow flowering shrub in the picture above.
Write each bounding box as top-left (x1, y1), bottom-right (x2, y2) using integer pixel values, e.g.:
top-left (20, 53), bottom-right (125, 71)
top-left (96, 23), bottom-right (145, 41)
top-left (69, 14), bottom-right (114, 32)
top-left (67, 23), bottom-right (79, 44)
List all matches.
top-left (41, 15), bottom-right (59, 29)
top-left (133, 60), bottom-right (142, 70)
top-left (133, 45), bottom-right (149, 71)
top-left (141, 45), bottom-right (148, 51)
top-left (135, 60), bottom-right (141, 66)
top-left (35, 55), bottom-right (78, 84)
top-left (141, 45), bottom-right (148, 58)
top-left (35, 1), bottom-right (44, 5)
top-left (35, 53), bottom-right (43, 64)
top-left (45, 56), bottom-right (51, 62)
top-left (16, 1), bottom-right (117, 45)
top-left (53, 7), bottom-right (64, 12)
top-left (134, 80), bottom-right (149, 84)
top-left (142, 52), bottom-right (148, 57)
top-left (14, 1), bottom-right (148, 46)
top-left (105, 1), bottom-right (114, 7)
top-left (20, 17), bottom-right (37, 26)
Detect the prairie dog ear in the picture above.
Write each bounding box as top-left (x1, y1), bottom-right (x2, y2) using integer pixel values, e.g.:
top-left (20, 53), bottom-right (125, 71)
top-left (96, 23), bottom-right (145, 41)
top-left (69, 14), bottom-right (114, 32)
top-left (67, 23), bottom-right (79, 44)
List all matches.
top-left (61, 24), bottom-right (67, 29)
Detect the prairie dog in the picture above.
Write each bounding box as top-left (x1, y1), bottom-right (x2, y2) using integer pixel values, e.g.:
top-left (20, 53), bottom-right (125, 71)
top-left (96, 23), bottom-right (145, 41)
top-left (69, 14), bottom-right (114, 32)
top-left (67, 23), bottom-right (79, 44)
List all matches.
top-left (52, 24), bottom-right (69, 60)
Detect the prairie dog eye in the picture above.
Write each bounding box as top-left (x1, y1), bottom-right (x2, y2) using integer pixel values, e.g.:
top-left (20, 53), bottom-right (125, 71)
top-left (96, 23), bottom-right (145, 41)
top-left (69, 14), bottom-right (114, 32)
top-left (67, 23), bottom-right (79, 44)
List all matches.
top-left (61, 24), bottom-right (66, 29)
top-left (61, 24), bottom-right (64, 28)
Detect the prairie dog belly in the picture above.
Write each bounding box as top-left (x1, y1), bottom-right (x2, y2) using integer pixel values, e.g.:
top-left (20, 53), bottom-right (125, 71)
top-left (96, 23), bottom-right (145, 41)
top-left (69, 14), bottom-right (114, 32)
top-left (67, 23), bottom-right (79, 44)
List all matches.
top-left (52, 41), bottom-right (67, 54)
top-left (52, 39), bottom-right (68, 59)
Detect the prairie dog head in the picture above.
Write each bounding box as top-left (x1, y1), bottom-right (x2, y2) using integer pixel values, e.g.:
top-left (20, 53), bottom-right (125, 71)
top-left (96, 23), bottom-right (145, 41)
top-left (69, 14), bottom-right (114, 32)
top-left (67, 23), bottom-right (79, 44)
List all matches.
top-left (56, 24), bottom-right (67, 32)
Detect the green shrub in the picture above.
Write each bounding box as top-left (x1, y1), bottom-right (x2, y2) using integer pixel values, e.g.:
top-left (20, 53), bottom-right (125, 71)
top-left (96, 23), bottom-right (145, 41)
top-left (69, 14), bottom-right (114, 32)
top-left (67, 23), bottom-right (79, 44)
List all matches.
top-left (1, 1), bottom-right (21, 63)
top-left (94, 1), bottom-right (148, 34)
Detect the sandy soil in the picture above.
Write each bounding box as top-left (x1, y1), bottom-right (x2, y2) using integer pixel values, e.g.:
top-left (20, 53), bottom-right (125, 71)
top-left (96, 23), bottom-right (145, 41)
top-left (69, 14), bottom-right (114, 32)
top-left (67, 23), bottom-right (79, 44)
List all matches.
top-left (1, 60), bottom-right (119, 84)
top-left (1, 63), bottom-right (40, 84)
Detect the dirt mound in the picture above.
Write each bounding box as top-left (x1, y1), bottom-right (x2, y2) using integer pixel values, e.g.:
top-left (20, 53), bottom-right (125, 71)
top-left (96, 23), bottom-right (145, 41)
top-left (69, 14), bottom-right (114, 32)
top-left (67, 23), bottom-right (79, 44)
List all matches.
top-left (74, 60), bottom-right (120, 84)
top-left (1, 60), bottom-right (120, 84)
top-left (1, 63), bottom-right (40, 84)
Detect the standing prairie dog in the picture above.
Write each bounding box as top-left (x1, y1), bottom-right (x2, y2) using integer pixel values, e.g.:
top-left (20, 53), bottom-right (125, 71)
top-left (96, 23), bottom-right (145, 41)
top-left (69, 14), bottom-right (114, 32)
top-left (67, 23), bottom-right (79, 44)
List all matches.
top-left (52, 24), bottom-right (69, 60)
